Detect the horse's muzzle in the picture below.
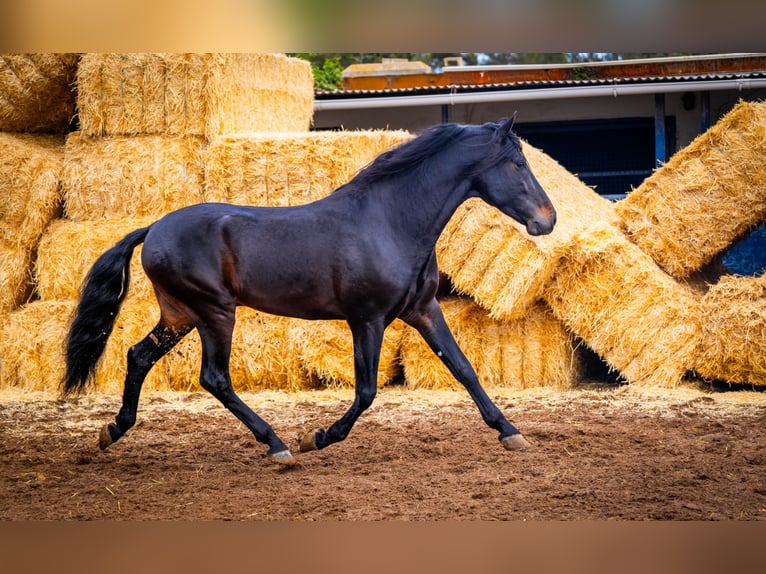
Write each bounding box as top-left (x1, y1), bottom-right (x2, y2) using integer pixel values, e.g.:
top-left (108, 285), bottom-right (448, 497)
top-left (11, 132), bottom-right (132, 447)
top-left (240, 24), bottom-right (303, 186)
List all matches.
top-left (526, 205), bottom-right (556, 236)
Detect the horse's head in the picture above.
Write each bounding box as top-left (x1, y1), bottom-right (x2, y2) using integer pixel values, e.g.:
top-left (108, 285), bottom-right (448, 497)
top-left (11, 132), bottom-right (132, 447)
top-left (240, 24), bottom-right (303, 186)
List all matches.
top-left (472, 117), bottom-right (556, 236)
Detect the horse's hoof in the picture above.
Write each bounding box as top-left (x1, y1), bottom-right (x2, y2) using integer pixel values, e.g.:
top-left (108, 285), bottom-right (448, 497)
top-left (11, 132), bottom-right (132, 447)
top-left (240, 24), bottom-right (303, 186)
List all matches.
top-left (99, 424), bottom-right (116, 450)
top-left (501, 433), bottom-right (530, 451)
top-left (299, 430), bottom-right (319, 453)
top-left (268, 449), bottom-right (297, 466)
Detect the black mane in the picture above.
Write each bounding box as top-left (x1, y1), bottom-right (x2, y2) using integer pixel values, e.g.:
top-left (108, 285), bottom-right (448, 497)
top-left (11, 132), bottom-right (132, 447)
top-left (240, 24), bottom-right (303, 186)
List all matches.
top-left (350, 123), bottom-right (467, 187)
top-left (345, 122), bottom-right (521, 190)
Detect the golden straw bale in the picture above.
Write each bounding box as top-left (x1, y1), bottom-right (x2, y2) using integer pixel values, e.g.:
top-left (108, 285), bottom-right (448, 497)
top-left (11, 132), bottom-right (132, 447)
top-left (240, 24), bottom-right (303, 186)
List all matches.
top-left (400, 297), bottom-right (580, 390)
top-left (161, 308), bottom-right (312, 392)
top-left (0, 300), bottom-right (75, 392)
top-left (204, 54), bottom-right (314, 136)
top-left (62, 132), bottom-right (207, 221)
top-left (437, 141), bottom-right (615, 321)
top-left (543, 222), bottom-right (702, 387)
top-left (616, 100), bottom-right (766, 278)
top-left (35, 217), bottom-right (156, 301)
top-left (204, 130), bottom-right (413, 206)
top-left (76, 53), bottom-right (313, 137)
top-left (286, 318), bottom-right (407, 388)
top-left (0, 53), bottom-right (79, 133)
top-left (693, 272), bottom-right (766, 386)
top-left (0, 241), bottom-right (34, 314)
top-left (0, 132), bottom-right (65, 249)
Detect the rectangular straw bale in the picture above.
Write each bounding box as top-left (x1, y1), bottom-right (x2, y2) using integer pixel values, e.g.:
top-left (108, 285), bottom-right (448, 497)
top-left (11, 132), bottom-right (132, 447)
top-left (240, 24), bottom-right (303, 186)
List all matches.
top-left (77, 53), bottom-right (314, 137)
top-left (286, 318), bottom-right (407, 388)
top-left (437, 141), bottom-right (616, 321)
top-left (400, 297), bottom-right (581, 390)
top-left (62, 132), bottom-right (207, 221)
top-left (693, 272), bottom-right (766, 386)
top-left (35, 217), bottom-right (156, 301)
top-left (0, 53), bottom-right (79, 133)
top-left (204, 130), bottom-right (413, 206)
top-left (0, 132), bottom-right (65, 249)
top-left (160, 308), bottom-right (312, 392)
top-left (543, 222), bottom-right (702, 387)
top-left (616, 100), bottom-right (766, 278)
top-left (0, 241), bottom-right (34, 314)
top-left (204, 53), bottom-right (314, 136)
top-left (0, 300), bottom-right (75, 392)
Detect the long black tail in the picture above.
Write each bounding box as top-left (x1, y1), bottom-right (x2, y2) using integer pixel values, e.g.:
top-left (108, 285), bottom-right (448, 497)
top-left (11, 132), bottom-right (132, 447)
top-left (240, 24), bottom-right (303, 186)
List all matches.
top-left (63, 226), bottom-right (151, 396)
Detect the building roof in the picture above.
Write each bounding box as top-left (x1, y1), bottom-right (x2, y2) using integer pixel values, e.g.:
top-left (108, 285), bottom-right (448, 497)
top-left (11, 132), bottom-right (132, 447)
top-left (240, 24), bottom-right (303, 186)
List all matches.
top-left (315, 54), bottom-right (766, 105)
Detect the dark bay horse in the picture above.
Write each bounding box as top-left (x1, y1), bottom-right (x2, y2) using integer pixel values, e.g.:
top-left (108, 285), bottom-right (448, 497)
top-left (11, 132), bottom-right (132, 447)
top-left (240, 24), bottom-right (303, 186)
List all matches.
top-left (63, 117), bottom-right (556, 465)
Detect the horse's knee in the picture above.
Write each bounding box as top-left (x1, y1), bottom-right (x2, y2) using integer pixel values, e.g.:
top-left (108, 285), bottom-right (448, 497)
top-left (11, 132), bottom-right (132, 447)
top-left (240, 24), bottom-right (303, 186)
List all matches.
top-left (357, 387), bottom-right (377, 410)
top-left (199, 370), bottom-right (230, 398)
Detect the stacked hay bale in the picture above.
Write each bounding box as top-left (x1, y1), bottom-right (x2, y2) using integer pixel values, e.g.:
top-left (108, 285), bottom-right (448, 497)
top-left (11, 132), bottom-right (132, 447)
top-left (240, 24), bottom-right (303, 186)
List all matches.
top-left (0, 55), bottom-right (77, 316)
top-left (2, 53), bottom-right (320, 393)
top-left (0, 54), bottom-right (77, 391)
top-left (0, 133), bottom-right (65, 314)
top-left (616, 101), bottom-right (766, 279)
top-left (542, 223), bottom-right (702, 387)
top-left (615, 100), bottom-right (766, 386)
top-left (693, 272), bottom-right (766, 386)
top-left (0, 54), bottom-right (79, 133)
top-left (400, 297), bottom-right (580, 391)
top-left (0, 53), bottom-right (421, 394)
top-left (437, 141), bottom-right (617, 321)
top-left (432, 137), bottom-right (703, 389)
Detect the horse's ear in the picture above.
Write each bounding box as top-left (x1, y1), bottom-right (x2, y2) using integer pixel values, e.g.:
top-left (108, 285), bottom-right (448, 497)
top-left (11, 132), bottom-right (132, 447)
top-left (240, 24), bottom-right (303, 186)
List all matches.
top-left (497, 114), bottom-right (516, 138)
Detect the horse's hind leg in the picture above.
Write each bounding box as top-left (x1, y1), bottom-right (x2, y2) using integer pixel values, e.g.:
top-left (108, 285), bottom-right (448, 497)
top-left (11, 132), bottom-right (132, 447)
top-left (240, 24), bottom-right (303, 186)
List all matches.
top-left (100, 321), bottom-right (191, 450)
top-left (196, 312), bottom-right (295, 466)
top-left (402, 299), bottom-right (530, 451)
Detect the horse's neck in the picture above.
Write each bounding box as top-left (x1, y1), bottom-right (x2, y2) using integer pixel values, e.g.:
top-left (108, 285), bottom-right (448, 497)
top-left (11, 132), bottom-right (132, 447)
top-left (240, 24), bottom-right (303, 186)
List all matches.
top-left (380, 170), bottom-right (475, 252)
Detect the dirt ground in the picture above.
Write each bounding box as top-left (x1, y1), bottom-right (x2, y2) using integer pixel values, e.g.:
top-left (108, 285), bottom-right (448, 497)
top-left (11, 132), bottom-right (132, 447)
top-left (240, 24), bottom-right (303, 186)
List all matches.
top-left (1, 383), bottom-right (765, 521)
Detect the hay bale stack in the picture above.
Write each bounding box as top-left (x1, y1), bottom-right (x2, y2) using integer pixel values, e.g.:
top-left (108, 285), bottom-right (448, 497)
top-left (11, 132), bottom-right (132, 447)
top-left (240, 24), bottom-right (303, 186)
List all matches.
top-left (437, 141), bottom-right (616, 321)
top-left (616, 100), bottom-right (766, 278)
top-left (0, 133), bottom-right (65, 249)
top-left (0, 242), bottom-right (34, 314)
top-left (77, 53), bottom-right (314, 138)
top-left (35, 217), bottom-right (156, 301)
top-left (0, 54), bottom-right (79, 133)
top-left (400, 297), bottom-right (581, 390)
top-left (693, 272), bottom-right (766, 386)
top-left (543, 222), bottom-right (702, 387)
top-left (0, 300), bottom-right (75, 392)
top-left (204, 130), bottom-right (413, 206)
top-left (62, 132), bottom-right (208, 221)
top-left (287, 318), bottom-right (408, 388)
top-left (162, 308), bottom-right (312, 392)
top-left (0, 132), bottom-right (65, 313)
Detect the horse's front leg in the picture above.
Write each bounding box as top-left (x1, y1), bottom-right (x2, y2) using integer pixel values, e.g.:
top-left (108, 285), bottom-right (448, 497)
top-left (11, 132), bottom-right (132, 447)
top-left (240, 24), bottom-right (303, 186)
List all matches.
top-left (403, 298), bottom-right (530, 451)
top-left (299, 319), bottom-right (385, 453)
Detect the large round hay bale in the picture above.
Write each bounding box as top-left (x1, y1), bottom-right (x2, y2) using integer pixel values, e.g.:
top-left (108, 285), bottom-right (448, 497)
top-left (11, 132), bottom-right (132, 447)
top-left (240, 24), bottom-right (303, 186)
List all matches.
top-left (0, 53), bottom-right (79, 133)
top-left (76, 53), bottom-right (314, 138)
